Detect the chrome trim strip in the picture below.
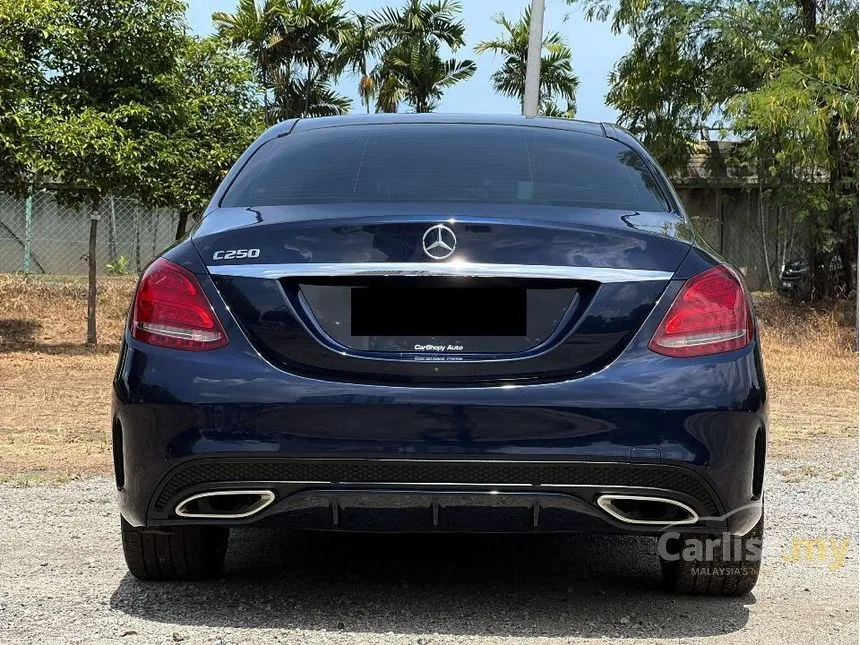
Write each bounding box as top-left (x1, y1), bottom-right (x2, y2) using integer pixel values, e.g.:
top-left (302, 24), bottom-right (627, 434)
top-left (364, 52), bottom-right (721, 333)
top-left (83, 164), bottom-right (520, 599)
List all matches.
top-left (596, 494), bottom-right (698, 526)
top-left (207, 262), bottom-right (673, 283)
top-left (175, 489), bottom-right (276, 519)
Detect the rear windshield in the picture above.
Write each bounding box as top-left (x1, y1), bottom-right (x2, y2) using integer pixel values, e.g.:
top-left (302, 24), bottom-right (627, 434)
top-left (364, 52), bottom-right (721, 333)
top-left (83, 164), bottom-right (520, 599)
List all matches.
top-left (221, 124), bottom-right (670, 212)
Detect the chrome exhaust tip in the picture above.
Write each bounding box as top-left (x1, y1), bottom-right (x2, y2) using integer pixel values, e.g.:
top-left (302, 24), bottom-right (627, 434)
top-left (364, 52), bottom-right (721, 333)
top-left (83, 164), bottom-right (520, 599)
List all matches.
top-left (596, 494), bottom-right (698, 526)
top-left (175, 490), bottom-right (276, 519)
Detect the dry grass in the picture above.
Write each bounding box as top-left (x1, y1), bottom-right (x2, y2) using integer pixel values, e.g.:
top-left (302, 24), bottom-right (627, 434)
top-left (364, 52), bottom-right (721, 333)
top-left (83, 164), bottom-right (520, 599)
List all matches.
top-left (0, 275), bottom-right (857, 478)
top-left (0, 274), bottom-right (135, 476)
top-left (753, 292), bottom-right (858, 449)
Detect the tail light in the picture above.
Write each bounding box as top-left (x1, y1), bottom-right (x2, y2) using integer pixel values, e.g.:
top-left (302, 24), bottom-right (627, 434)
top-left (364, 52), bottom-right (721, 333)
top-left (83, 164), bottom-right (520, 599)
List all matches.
top-left (649, 264), bottom-right (753, 357)
top-left (130, 258), bottom-right (228, 351)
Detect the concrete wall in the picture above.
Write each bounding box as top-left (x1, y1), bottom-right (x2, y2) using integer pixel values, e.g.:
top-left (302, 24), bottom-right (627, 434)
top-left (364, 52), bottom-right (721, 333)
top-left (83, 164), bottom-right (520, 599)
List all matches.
top-left (677, 184), bottom-right (796, 291)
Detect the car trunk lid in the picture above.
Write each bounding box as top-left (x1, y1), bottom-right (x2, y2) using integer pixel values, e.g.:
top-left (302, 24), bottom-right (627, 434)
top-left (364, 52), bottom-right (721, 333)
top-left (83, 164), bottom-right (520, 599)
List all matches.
top-left (194, 204), bottom-right (691, 385)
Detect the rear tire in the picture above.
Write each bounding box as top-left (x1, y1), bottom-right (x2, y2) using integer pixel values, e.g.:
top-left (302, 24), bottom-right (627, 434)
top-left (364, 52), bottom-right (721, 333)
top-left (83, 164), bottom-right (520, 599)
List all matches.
top-left (120, 517), bottom-right (229, 580)
top-left (659, 507), bottom-right (763, 596)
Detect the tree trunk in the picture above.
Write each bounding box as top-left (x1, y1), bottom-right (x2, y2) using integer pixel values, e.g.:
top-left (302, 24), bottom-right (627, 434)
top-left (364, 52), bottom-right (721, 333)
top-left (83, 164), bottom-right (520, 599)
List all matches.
top-left (800, 0), bottom-right (817, 34)
top-left (283, 66), bottom-right (292, 117)
top-left (86, 197), bottom-right (100, 345)
top-left (304, 62), bottom-right (314, 116)
top-left (175, 211), bottom-right (189, 241)
top-left (758, 181), bottom-right (775, 290)
top-left (260, 47), bottom-right (270, 125)
top-left (831, 117), bottom-right (858, 298)
top-left (812, 114), bottom-right (858, 300)
top-left (362, 59), bottom-right (371, 114)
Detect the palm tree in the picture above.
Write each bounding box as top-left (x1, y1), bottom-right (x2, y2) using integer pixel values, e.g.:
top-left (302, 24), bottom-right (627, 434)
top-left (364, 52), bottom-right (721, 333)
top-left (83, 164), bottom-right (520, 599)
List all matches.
top-left (282, 0), bottom-right (351, 116)
top-left (375, 39), bottom-right (475, 112)
top-left (474, 6), bottom-right (579, 116)
top-left (540, 99), bottom-right (576, 118)
top-left (213, 0), bottom-right (283, 122)
top-left (214, 0), bottom-right (352, 120)
top-left (374, 71), bottom-right (405, 113)
top-left (370, 0), bottom-right (473, 112)
top-left (372, 0), bottom-right (466, 50)
top-left (271, 74), bottom-right (352, 119)
top-left (336, 13), bottom-right (379, 113)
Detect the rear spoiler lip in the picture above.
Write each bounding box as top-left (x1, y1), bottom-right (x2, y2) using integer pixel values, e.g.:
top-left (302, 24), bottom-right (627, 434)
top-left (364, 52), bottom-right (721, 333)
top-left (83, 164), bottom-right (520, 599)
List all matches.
top-left (206, 262), bottom-right (673, 283)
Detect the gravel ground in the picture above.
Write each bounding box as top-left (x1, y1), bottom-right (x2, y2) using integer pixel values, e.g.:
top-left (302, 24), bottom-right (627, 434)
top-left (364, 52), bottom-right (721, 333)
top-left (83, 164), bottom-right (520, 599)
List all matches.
top-left (0, 443), bottom-right (856, 645)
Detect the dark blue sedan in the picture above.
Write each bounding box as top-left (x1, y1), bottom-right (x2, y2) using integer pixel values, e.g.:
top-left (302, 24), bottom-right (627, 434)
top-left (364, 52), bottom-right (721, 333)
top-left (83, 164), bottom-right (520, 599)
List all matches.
top-left (113, 114), bottom-right (766, 594)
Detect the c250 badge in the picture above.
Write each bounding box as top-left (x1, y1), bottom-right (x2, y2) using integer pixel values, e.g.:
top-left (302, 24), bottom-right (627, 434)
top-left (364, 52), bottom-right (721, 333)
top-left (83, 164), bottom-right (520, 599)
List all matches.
top-left (212, 248), bottom-right (260, 260)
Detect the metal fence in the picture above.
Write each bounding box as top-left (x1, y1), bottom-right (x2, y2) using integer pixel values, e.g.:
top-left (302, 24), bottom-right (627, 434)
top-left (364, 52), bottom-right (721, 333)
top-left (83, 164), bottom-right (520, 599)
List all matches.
top-left (0, 190), bottom-right (178, 275)
top-left (0, 186), bottom-right (793, 288)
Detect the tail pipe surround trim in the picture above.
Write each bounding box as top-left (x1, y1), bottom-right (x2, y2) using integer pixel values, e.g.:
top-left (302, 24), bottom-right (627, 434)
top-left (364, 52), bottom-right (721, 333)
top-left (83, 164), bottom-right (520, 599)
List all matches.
top-left (596, 494), bottom-right (699, 526)
top-left (174, 490), bottom-right (276, 519)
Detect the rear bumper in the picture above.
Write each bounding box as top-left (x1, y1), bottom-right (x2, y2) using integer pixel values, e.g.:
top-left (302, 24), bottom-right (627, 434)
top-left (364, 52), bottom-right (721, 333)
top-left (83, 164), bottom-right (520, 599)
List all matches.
top-left (112, 329), bottom-right (767, 536)
top-left (141, 457), bottom-right (740, 535)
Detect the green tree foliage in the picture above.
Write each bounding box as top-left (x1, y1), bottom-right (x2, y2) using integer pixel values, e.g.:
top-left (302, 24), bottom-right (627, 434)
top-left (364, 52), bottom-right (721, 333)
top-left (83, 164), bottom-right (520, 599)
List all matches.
top-left (0, 1), bottom-right (254, 341)
top-left (214, 0), bottom-right (353, 121)
top-left (375, 39), bottom-right (476, 112)
top-left (0, 0), bottom-right (67, 196)
top-left (336, 12), bottom-right (381, 113)
top-left (475, 6), bottom-right (579, 116)
top-left (1, 4), bottom-right (265, 244)
top-left (9, 0), bottom-right (189, 343)
top-left (19, 0), bottom-right (188, 199)
top-left (211, 0), bottom-right (282, 119)
top-left (371, 0), bottom-right (475, 112)
top-left (371, 0), bottom-right (465, 48)
top-left (572, 0), bottom-right (754, 173)
top-left (147, 37), bottom-right (266, 240)
top-left (573, 0), bottom-right (858, 299)
top-left (724, 1), bottom-right (858, 296)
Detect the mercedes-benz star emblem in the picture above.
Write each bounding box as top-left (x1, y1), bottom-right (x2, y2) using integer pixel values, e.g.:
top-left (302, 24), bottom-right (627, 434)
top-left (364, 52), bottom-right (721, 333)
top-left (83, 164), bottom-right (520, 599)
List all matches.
top-left (422, 224), bottom-right (457, 260)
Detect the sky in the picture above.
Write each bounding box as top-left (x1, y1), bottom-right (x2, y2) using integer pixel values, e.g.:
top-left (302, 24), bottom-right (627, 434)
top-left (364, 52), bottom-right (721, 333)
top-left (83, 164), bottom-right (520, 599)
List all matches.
top-left (185, 0), bottom-right (631, 123)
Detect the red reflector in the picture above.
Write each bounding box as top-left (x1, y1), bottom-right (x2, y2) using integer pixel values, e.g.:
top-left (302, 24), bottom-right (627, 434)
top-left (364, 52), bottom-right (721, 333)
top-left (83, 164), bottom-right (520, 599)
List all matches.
top-left (130, 258), bottom-right (228, 351)
top-left (649, 264), bottom-right (752, 357)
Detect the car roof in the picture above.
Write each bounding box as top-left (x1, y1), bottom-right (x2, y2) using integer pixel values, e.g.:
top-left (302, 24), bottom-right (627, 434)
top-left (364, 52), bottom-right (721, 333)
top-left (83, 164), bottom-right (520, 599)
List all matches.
top-left (276, 113), bottom-right (609, 137)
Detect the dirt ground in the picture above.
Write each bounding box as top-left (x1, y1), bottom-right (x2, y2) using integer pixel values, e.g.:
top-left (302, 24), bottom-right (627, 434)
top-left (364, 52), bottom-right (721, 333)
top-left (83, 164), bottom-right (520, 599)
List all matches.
top-left (0, 273), bottom-right (857, 478)
top-left (0, 275), bottom-right (132, 478)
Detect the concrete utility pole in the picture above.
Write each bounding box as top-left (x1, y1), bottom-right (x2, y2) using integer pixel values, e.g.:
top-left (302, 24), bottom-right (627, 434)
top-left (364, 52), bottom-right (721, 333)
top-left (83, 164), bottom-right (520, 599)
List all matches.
top-left (523, 0), bottom-right (545, 117)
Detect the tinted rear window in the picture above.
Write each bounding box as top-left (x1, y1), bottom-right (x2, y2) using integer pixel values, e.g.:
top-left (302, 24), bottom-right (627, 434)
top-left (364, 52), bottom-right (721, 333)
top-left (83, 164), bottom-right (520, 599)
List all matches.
top-left (221, 124), bottom-right (669, 212)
